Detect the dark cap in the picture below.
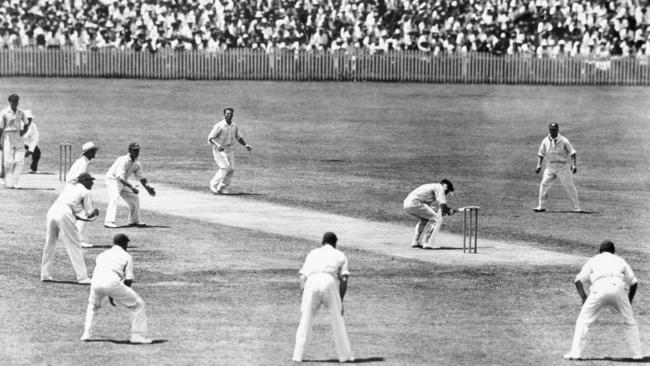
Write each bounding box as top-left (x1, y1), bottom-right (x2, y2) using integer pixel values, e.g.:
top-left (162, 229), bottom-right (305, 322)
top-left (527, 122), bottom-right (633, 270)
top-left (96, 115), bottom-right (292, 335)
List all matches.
top-left (322, 232), bottom-right (338, 245)
top-left (113, 233), bottom-right (130, 245)
top-left (599, 240), bottom-right (615, 254)
top-left (8, 93), bottom-right (19, 101)
top-left (440, 178), bottom-right (454, 192)
top-left (128, 142), bottom-right (141, 150)
top-left (76, 172), bottom-right (95, 181)
top-left (549, 122), bottom-right (559, 129)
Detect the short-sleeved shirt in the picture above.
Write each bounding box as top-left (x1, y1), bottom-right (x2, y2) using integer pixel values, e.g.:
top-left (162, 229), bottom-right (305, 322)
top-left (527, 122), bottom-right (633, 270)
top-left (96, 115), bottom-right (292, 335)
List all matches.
top-left (575, 252), bottom-right (638, 290)
top-left (0, 106), bottom-right (26, 133)
top-left (208, 119), bottom-right (242, 151)
top-left (300, 244), bottom-right (350, 280)
top-left (67, 156), bottom-right (91, 184)
top-left (92, 245), bottom-right (134, 282)
top-left (538, 134), bottom-right (576, 168)
top-left (405, 183), bottom-right (447, 206)
top-left (105, 154), bottom-right (145, 182)
top-left (53, 183), bottom-right (95, 217)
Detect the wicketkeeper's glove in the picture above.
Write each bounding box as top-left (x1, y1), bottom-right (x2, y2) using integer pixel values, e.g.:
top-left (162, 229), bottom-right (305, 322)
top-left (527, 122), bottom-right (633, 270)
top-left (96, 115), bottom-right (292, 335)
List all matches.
top-left (145, 186), bottom-right (156, 197)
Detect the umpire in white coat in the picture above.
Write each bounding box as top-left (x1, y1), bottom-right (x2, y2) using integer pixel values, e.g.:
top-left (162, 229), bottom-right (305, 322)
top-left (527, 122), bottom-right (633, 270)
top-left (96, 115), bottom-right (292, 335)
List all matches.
top-left (564, 240), bottom-right (643, 360)
top-left (81, 233), bottom-right (152, 344)
top-left (41, 172), bottom-right (99, 284)
top-left (104, 142), bottom-right (155, 228)
top-left (292, 232), bottom-right (354, 363)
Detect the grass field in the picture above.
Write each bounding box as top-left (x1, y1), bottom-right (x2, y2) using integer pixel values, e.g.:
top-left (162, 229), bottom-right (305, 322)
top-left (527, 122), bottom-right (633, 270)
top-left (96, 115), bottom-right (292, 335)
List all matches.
top-left (2, 78), bottom-right (650, 365)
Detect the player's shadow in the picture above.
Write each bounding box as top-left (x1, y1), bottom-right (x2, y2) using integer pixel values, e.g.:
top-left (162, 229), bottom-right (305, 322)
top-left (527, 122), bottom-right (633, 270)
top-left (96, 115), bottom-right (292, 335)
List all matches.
top-left (41, 280), bottom-right (90, 285)
top-left (104, 224), bottom-right (171, 229)
top-left (85, 245), bottom-right (140, 249)
top-left (216, 192), bottom-right (263, 196)
top-left (302, 357), bottom-right (384, 363)
top-left (84, 339), bottom-right (167, 345)
top-left (548, 210), bottom-right (595, 214)
top-left (13, 187), bottom-right (56, 191)
top-left (578, 356), bottom-right (649, 362)
top-left (421, 247), bottom-right (463, 251)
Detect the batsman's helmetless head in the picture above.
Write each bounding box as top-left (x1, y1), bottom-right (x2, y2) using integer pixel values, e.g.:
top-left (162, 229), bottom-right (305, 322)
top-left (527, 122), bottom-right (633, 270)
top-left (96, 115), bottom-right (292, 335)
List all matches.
top-left (549, 122), bottom-right (559, 137)
top-left (440, 179), bottom-right (454, 194)
top-left (599, 240), bottom-right (615, 254)
top-left (8, 93), bottom-right (19, 102)
top-left (113, 233), bottom-right (130, 249)
top-left (322, 232), bottom-right (338, 247)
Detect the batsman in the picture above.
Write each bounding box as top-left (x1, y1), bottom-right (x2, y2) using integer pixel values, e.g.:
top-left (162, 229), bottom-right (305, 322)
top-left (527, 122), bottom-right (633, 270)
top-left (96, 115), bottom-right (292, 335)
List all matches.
top-left (403, 179), bottom-right (456, 249)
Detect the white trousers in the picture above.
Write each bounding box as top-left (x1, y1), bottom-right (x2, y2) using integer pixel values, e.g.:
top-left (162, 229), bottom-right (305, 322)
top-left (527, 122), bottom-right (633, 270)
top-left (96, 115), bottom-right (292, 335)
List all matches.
top-left (568, 279), bottom-right (642, 357)
top-left (293, 273), bottom-right (354, 362)
top-left (3, 133), bottom-right (24, 187)
top-left (538, 165), bottom-right (579, 210)
top-left (84, 276), bottom-right (148, 338)
top-left (210, 149), bottom-right (235, 193)
top-left (104, 178), bottom-right (140, 225)
top-left (41, 205), bottom-right (89, 281)
top-left (403, 200), bottom-right (443, 246)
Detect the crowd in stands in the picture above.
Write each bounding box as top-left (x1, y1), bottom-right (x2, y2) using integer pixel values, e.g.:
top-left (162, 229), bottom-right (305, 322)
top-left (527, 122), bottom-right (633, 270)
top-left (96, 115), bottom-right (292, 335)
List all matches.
top-left (0, 0), bottom-right (649, 57)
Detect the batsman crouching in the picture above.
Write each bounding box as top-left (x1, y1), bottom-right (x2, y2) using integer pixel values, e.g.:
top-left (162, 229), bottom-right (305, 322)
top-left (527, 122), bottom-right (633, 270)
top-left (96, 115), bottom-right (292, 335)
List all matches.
top-left (81, 233), bottom-right (152, 344)
top-left (403, 179), bottom-right (456, 249)
top-left (292, 232), bottom-right (354, 363)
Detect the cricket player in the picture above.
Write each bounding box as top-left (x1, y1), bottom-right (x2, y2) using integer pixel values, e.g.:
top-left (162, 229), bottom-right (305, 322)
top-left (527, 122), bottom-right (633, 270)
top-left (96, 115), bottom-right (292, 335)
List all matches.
top-left (67, 142), bottom-right (99, 247)
top-left (207, 107), bottom-right (252, 194)
top-left (403, 179), bottom-right (456, 249)
top-left (22, 109), bottom-right (40, 174)
top-left (41, 172), bottom-right (99, 284)
top-left (292, 232), bottom-right (354, 363)
top-left (81, 233), bottom-right (152, 344)
top-left (104, 142), bottom-right (156, 228)
top-left (564, 240), bottom-right (643, 360)
top-left (0, 93), bottom-right (28, 188)
top-left (534, 122), bottom-right (580, 212)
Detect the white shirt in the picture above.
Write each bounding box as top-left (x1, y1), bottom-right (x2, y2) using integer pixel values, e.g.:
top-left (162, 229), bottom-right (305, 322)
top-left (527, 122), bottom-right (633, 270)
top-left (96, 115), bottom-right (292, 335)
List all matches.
top-left (53, 183), bottom-right (95, 217)
top-left (67, 156), bottom-right (91, 184)
top-left (208, 119), bottom-right (242, 151)
top-left (105, 154), bottom-right (145, 182)
top-left (0, 106), bottom-right (26, 133)
top-left (92, 245), bottom-right (135, 282)
top-left (538, 133), bottom-right (576, 168)
top-left (22, 122), bottom-right (39, 151)
top-left (405, 183), bottom-right (447, 205)
top-left (300, 244), bottom-right (350, 280)
top-left (575, 252), bottom-right (637, 291)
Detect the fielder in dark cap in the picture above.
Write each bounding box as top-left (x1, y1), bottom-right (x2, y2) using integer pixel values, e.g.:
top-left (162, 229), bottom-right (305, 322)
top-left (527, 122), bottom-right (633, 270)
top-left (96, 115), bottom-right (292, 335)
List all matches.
top-left (104, 142), bottom-right (156, 228)
top-left (534, 122), bottom-right (581, 212)
top-left (564, 240), bottom-right (643, 360)
top-left (82, 232), bottom-right (153, 344)
top-left (292, 232), bottom-right (354, 362)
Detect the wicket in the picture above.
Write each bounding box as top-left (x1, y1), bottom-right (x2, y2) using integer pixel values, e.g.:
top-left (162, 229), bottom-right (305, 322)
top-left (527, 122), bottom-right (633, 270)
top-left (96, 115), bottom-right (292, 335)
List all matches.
top-left (460, 206), bottom-right (480, 253)
top-left (58, 143), bottom-right (72, 182)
